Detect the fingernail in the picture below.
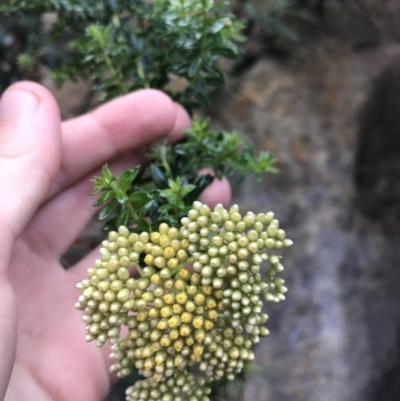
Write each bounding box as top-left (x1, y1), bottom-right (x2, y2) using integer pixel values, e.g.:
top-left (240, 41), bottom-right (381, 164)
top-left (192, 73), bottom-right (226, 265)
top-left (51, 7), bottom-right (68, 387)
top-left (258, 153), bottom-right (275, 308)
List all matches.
top-left (0, 89), bottom-right (39, 115)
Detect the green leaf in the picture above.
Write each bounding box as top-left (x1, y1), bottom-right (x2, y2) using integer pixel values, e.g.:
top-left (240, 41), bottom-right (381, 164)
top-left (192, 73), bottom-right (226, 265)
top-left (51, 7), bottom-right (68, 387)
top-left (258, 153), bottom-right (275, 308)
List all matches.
top-left (208, 17), bottom-right (229, 34)
top-left (101, 217), bottom-right (118, 232)
top-left (115, 191), bottom-right (128, 205)
top-left (210, 45), bottom-right (238, 59)
top-left (93, 190), bottom-right (114, 206)
top-left (188, 59), bottom-right (201, 78)
top-left (128, 191), bottom-right (153, 209)
top-left (136, 218), bottom-right (151, 232)
top-left (99, 200), bottom-right (118, 221)
top-left (116, 209), bottom-right (129, 227)
top-left (183, 174), bottom-right (214, 204)
top-left (203, 0), bottom-right (214, 12)
top-left (159, 204), bottom-right (172, 213)
top-left (101, 164), bottom-right (115, 185)
top-left (150, 164), bottom-right (168, 189)
top-left (180, 183), bottom-right (196, 196)
top-left (119, 167), bottom-right (140, 193)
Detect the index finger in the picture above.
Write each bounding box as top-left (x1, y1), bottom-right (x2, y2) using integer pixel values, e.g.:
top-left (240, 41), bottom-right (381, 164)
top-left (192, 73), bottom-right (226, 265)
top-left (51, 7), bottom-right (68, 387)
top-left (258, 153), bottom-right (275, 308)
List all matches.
top-left (47, 89), bottom-right (191, 199)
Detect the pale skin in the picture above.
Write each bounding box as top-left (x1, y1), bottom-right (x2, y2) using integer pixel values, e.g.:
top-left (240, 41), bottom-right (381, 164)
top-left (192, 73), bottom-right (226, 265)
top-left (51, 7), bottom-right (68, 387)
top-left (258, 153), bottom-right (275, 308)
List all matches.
top-left (0, 82), bottom-right (231, 401)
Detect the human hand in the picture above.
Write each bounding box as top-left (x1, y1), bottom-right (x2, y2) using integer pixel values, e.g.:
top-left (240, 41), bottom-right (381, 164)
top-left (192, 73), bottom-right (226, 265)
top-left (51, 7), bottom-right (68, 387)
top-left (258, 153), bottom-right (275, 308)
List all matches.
top-left (0, 82), bottom-right (231, 401)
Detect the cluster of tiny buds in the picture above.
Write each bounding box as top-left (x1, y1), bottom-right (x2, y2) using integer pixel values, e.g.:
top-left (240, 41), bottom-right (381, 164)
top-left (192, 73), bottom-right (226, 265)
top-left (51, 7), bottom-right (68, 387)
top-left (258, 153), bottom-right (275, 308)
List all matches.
top-left (126, 371), bottom-right (211, 401)
top-left (75, 201), bottom-right (292, 401)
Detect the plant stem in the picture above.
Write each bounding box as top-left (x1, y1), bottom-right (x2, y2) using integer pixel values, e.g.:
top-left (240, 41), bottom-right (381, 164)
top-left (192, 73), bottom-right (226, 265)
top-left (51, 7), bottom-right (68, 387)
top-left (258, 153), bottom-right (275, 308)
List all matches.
top-left (160, 144), bottom-right (173, 178)
top-left (135, 264), bottom-right (145, 277)
top-left (98, 28), bottom-right (126, 94)
top-left (126, 202), bottom-right (140, 222)
top-left (136, 59), bottom-right (150, 88)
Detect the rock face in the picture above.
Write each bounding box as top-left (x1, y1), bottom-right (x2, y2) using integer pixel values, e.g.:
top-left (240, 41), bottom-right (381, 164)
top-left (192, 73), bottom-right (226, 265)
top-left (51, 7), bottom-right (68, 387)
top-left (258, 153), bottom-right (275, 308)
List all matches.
top-left (209, 14), bottom-right (400, 401)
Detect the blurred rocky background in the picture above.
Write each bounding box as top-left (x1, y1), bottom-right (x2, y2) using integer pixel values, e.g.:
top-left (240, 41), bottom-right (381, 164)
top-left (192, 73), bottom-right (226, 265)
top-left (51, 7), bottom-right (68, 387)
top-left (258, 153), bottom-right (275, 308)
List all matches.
top-left (3, 1), bottom-right (400, 400)
top-left (210, 2), bottom-right (400, 401)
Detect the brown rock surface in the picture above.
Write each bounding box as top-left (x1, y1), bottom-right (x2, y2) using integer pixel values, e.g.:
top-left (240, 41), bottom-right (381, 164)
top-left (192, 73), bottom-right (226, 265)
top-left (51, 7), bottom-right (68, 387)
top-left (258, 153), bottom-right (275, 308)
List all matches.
top-left (208, 31), bottom-right (400, 401)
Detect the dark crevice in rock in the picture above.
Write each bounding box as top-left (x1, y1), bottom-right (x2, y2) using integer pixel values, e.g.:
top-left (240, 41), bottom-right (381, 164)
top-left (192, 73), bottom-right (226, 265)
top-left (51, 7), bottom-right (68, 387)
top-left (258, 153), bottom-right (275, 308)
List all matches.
top-left (354, 61), bottom-right (400, 235)
top-left (369, 328), bottom-right (400, 401)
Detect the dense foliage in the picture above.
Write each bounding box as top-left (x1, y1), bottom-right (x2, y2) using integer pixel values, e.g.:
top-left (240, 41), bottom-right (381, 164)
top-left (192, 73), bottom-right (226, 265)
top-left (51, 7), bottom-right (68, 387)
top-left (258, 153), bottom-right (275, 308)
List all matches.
top-left (92, 118), bottom-right (276, 233)
top-left (1, 0), bottom-right (244, 109)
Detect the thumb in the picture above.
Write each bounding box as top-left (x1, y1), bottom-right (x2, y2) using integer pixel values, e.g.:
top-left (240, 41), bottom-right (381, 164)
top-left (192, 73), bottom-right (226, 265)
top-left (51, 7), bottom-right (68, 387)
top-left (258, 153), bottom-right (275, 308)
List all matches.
top-left (0, 82), bottom-right (62, 398)
top-left (0, 82), bottom-right (62, 271)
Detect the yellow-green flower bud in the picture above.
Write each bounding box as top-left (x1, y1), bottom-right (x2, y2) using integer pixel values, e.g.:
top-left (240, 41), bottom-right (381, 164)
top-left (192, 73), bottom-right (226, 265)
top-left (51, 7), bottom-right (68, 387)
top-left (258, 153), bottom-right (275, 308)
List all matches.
top-left (157, 319), bottom-right (168, 330)
top-left (269, 255), bottom-right (280, 265)
top-left (100, 248), bottom-right (111, 262)
top-left (126, 278), bottom-right (136, 289)
top-left (117, 289), bottom-right (130, 302)
top-left (151, 246), bottom-right (163, 257)
top-left (148, 308), bottom-right (159, 318)
top-left (163, 293), bottom-right (176, 304)
top-left (133, 241), bottom-right (145, 253)
top-left (193, 316), bottom-right (204, 329)
top-left (174, 292), bottom-right (187, 304)
top-left (212, 278), bottom-right (223, 289)
top-left (117, 267), bottom-right (130, 280)
top-left (160, 267), bottom-right (172, 279)
top-left (181, 312), bottom-right (193, 323)
top-left (144, 242), bottom-right (153, 253)
top-left (180, 324), bottom-right (191, 337)
top-left (110, 301), bottom-right (122, 314)
top-left (163, 247), bottom-right (175, 259)
top-left (104, 290), bottom-right (116, 302)
top-left (139, 232), bottom-right (149, 243)
top-left (194, 293), bottom-right (205, 306)
top-left (173, 339), bottom-right (184, 352)
top-left (172, 304), bottom-right (184, 315)
top-left (210, 258), bottom-right (221, 268)
top-left (169, 329), bottom-right (179, 340)
top-left (177, 249), bottom-right (188, 262)
top-left (167, 258), bottom-right (179, 269)
top-left (170, 239), bottom-right (181, 251)
top-left (204, 320), bottom-right (214, 331)
top-left (151, 274), bottom-right (162, 285)
top-left (119, 256), bottom-right (130, 267)
top-left (151, 231), bottom-right (161, 244)
top-left (185, 301), bottom-right (196, 313)
top-left (227, 253), bottom-right (237, 264)
top-left (201, 266), bottom-right (213, 277)
top-left (144, 254), bottom-right (154, 266)
top-left (161, 306), bottom-right (173, 318)
top-left (236, 248), bottom-right (248, 259)
top-left (178, 269), bottom-right (191, 281)
top-left (168, 315), bottom-right (181, 329)
top-left (154, 256), bottom-right (166, 268)
top-left (284, 239), bottom-right (294, 247)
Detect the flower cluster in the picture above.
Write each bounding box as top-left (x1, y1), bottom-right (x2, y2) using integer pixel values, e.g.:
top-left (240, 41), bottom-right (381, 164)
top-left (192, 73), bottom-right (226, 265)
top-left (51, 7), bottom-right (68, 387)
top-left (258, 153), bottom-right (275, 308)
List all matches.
top-left (75, 201), bottom-right (292, 401)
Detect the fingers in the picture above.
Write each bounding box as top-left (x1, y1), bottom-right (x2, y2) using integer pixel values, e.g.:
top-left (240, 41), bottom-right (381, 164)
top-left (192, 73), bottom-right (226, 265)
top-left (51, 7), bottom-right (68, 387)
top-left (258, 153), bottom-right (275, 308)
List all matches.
top-left (21, 88), bottom-right (191, 261)
top-left (20, 152), bottom-right (140, 262)
top-left (16, 84), bottom-right (229, 267)
top-left (197, 169), bottom-right (231, 209)
top-left (0, 82), bottom-right (61, 399)
top-left (199, 175), bottom-right (231, 209)
top-left (24, 162), bottom-right (231, 264)
top-left (0, 82), bottom-right (62, 268)
top-left (47, 89), bottom-right (191, 198)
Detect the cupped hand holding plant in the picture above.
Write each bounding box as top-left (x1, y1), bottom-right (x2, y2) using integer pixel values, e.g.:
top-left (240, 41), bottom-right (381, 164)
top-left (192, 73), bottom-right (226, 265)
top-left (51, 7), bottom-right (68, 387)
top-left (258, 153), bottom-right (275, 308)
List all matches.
top-left (0, 81), bottom-right (230, 401)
